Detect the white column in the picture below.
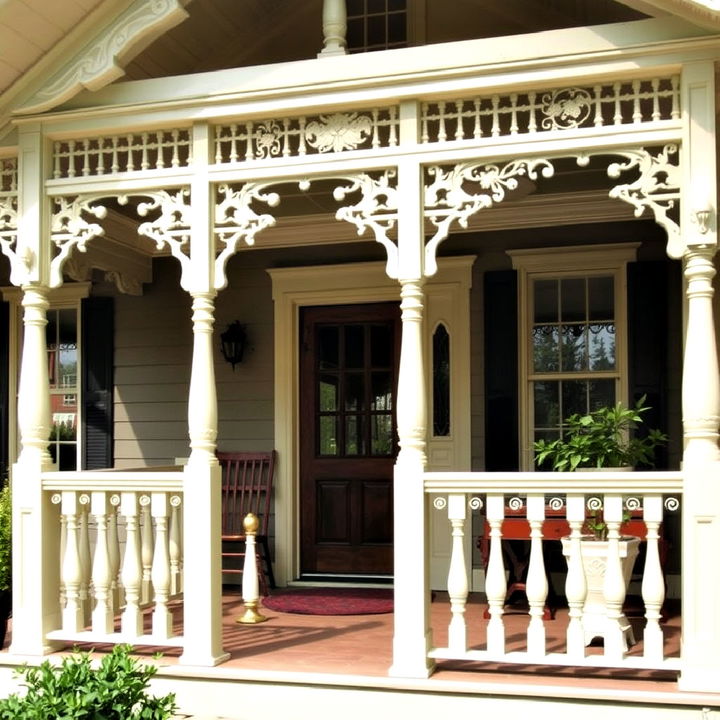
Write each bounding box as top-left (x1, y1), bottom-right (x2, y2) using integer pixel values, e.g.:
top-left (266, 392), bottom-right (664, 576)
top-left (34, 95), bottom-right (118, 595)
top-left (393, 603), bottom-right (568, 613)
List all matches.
top-left (679, 245), bottom-right (720, 691)
top-left (318, 0), bottom-right (347, 57)
top-left (390, 119), bottom-right (433, 676)
top-left (180, 122), bottom-right (228, 666)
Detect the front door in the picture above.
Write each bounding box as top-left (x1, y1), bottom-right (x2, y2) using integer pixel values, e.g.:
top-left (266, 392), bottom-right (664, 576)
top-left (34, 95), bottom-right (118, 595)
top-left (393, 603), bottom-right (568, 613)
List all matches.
top-left (299, 303), bottom-right (400, 578)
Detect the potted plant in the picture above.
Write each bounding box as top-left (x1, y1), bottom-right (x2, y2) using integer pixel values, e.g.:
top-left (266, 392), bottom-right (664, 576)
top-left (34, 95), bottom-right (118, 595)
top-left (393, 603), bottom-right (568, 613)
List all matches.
top-left (0, 482), bottom-right (10, 650)
top-left (533, 397), bottom-right (667, 648)
top-left (0, 644), bottom-right (176, 719)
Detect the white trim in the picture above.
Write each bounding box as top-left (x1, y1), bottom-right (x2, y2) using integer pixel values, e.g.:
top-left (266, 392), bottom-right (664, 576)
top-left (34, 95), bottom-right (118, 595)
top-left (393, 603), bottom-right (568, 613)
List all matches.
top-left (268, 257), bottom-right (474, 585)
top-left (509, 244), bottom-right (639, 470)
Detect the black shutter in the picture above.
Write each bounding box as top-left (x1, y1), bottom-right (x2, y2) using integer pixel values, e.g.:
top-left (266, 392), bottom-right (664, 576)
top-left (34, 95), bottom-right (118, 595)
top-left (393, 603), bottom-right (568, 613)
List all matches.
top-left (82, 297), bottom-right (114, 470)
top-left (627, 260), bottom-right (682, 470)
top-left (0, 301), bottom-right (8, 480)
top-left (484, 270), bottom-right (519, 470)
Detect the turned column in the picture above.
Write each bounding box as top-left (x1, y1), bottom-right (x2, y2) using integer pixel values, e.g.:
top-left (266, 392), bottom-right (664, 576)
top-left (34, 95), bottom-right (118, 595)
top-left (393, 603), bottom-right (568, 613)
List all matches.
top-left (318, 0), bottom-right (347, 57)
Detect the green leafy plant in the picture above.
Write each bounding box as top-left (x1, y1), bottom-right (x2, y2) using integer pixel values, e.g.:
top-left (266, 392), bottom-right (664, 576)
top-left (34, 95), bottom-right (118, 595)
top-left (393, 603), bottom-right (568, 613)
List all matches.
top-left (0, 644), bottom-right (176, 719)
top-left (582, 505), bottom-right (631, 541)
top-left (533, 396), bottom-right (668, 472)
top-left (0, 483), bottom-right (10, 592)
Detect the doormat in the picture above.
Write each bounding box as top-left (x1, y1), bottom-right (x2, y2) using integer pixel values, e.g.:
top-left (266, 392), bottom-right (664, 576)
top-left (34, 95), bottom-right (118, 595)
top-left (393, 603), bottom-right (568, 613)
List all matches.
top-left (261, 588), bottom-right (393, 615)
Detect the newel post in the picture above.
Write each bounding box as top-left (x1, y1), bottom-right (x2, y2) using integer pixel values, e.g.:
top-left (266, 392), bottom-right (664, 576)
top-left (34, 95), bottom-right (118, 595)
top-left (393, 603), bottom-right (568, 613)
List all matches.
top-left (180, 122), bottom-right (229, 666)
top-left (390, 103), bottom-right (434, 677)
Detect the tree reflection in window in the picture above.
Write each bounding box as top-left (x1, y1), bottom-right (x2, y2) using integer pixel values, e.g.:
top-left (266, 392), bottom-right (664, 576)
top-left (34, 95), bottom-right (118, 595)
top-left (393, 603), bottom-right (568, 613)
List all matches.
top-left (433, 324), bottom-right (450, 436)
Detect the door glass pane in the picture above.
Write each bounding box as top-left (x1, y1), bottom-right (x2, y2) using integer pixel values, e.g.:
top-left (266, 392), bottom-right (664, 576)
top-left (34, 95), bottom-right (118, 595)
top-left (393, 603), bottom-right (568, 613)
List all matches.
top-left (534, 381), bottom-right (559, 429)
top-left (318, 326), bottom-right (339, 370)
top-left (371, 414), bottom-right (393, 455)
top-left (560, 278), bottom-right (585, 322)
top-left (319, 416), bottom-right (338, 456)
top-left (432, 324), bottom-right (450, 436)
top-left (370, 324), bottom-right (392, 367)
top-left (561, 325), bottom-right (587, 371)
top-left (345, 325), bottom-right (364, 368)
top-left (589, 323), bottom-right (616, 370)
top-left (588, 276), bottom-right (614, 320)
top-left (533, 279), bottom-right (558, 323)
top-left (345, 373), bottom-right (365, 411)
top-left (533, 325), bottom-right (559, 372)
top-left (319, 375), bottom-right (338, 411)
top-left (46, 312), bottom-right (58, 389)
top-left (345, 415), bottom-right (366, 455)
top-left (371, 372), bottom-right (392, 411)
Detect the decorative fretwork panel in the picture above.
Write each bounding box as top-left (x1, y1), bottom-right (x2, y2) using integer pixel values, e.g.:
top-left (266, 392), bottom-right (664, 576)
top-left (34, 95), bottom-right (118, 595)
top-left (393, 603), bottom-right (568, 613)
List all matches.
top-left (421, 76), bottom-right (679, 144)
top-left (213, 108), bottom-right (399, 164)
top-left (0, 157), bottom-right (18, 259)
top-left (52, 130), bottom-right (192, 179)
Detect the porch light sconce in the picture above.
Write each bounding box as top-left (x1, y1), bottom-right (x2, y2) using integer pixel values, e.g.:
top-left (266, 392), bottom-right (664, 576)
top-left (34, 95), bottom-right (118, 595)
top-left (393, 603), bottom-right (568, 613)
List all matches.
top-left (220, 321), bottom-right (247, 370)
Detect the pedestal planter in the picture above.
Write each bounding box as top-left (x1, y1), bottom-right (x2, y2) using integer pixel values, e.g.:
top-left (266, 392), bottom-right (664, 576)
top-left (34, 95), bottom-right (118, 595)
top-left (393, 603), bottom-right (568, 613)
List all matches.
top-left (562, 535), bottom-right (640, 649)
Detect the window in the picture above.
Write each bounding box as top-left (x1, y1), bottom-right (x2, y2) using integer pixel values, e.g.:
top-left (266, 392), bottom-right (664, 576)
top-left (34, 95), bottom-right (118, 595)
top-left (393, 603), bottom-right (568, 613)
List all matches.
top-left (509, 244), bottom-right (638, 469)
top-left (346, 0), bottom-right (408, 53)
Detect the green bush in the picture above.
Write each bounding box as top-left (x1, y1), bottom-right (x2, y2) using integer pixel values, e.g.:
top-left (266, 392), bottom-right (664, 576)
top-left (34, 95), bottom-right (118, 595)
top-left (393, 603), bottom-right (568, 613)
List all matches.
top-left (0, 484), bottom-right (10, 593)
top-left (0, 644), bottom-right (176, 719)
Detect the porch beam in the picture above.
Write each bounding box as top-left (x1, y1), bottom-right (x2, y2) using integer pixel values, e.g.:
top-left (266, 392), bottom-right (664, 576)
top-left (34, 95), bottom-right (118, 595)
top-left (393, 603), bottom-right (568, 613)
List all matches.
top-left (677, 60), bottom-right (720, 693)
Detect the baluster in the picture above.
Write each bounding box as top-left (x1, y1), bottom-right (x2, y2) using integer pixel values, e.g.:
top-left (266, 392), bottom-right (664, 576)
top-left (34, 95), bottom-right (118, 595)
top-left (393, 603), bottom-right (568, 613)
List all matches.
top-left (603, 494), bottom-right (630, 659)
top-left (651, 78), bottom-right (661, 122)
top-left (108, 495), bottom-right (121, 613)
top-left (613, 82), bottom-right (622, 125)
top-left (472, 98), bottom-right (482, 138)
top-left (564, 494), bottom-right (587, 659)
top-left (485, 494), bottom-right (506, 656)
top-left (111, 136), bottom-right (119, 173)
top-left (282, 118), bottom-right (291, 156)
top-left (632, 79), bottom-right (642, 123)
top-left (61, 491), bottom-right (83, 632)
top-left (642, 495), bottom-right (665, 660)
top-left (155, 132), bottom-right (165, 169)
top-left (67, 140), bottom-right (76, 177)
top-left (454, 101), bottom-right (464, 141)
top-left (420, 103), bottom-right (429, 143)
top-left (171, 129), bottom-right (181, 168)
top-left (388, 106), bottom-right (398, 146)
top-left (78, 495), bottom-right (91, 626)
top-left (525, 495), bottom-right (548, 657)
top-left (593, 84), bottom-right (603, 127)
top-left (121, 492), bottom-right (144, 637)
top-left (245, 122), bottom-right (254, 160)
top-left (53, 141), bottom-right (61, 179)
top-left (447, 494), bottom-right (468, 653)
top-left (527, 92), bottom-right (537, 133)
top-left (140, 496), bottom-right (154, 605)
top-left (491, 95), bottom-right (500, 137)
top-left (437, 102), bottom-right (447, 142)
top-left (58, 499), bottom-right (67, 608)
top-left (372, 108), bottom-right (381, 148)
top-left (96, 138), bottom-right (105, 175)
top-left (151, 493), bottom-right (173, 638)
top-left (298, 117), bottom-right (307, 155)
top-left (82, 139), bottom-right (90, 176)
top-left (125, 135), bottom-right (135, 172)
top-left (91, 492), bottom-right (114, 634)
top-left (169, 495), bottom-right (183, 596)
top-left (670, 75), bottom-right (680, 120)
top-left (509, 94), bottom-right (519, 135)
top-left (238, 513), bottom-right (267, 624)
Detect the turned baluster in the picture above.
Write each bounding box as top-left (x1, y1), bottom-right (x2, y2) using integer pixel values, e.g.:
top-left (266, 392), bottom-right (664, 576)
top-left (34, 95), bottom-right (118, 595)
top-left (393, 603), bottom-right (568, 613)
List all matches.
top-left (78, 496), bottom-right (91, 626)
top-left (169, 495), bottom-right (183, 596)
top-left (140, 496), bottom-right (154, 605)
top-left (603, 494), bottom-right (628, 659)
top-left (91, 492), bottom-right (113, 634)
top-left (151, 493), bottom-right (173, 638)
top-left (642, 495), bottom-right (665, 660)
top-left (485, 494), bottom-right (507, 656)
top-left (121, 492), bottom-right (144, 637)
top-left (61, 491), bottom-right (83, 632)
top-left (446, 494), bottom-right (468, 653)
top-left (564, 494), bottom-right (587, 659)
top-left (107, 496), bottom-right (121, 613)
top-left (525, 495), bottom-right (548, 657)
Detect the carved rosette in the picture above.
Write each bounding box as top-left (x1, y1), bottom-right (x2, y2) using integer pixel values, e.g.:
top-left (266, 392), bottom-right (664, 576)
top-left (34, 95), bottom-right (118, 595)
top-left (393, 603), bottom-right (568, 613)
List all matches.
top-left (327, 171), bottom-right (399, 278)
top-left (424, 158), bottom-right (555, 275)
top-left (541, 88), bottom-right (593, 130)
top-left (213, 183), bottom-right (280, 290)
top-left (305, 112), bottom-right (373, 153)
top-left (594, 144), bottom-right (681, 258)
top-left (50, 195), bottom-right (108, 288)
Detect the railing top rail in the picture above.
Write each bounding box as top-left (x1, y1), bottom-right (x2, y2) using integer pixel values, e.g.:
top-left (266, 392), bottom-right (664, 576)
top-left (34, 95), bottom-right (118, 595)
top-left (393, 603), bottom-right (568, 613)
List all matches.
top-left (42, 469), bottom-right (184, 493)
top-left (423, 470), bottom-right (683, 495)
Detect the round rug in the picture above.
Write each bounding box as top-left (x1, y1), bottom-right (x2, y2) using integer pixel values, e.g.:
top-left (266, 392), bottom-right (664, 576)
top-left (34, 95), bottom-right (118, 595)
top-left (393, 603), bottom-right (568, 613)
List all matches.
top-left (262, 588), bottom-right (393, 615)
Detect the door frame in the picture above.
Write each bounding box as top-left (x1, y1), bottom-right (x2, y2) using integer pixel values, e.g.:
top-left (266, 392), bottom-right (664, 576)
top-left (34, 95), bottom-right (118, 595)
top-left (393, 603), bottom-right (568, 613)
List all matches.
top-left (268, 256), bottom-right (474, 586)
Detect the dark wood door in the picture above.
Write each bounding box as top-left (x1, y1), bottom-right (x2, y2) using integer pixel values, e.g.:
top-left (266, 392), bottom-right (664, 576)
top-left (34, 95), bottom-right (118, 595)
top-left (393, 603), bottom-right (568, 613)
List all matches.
top-left (300, 303), bottom-right (400, 578)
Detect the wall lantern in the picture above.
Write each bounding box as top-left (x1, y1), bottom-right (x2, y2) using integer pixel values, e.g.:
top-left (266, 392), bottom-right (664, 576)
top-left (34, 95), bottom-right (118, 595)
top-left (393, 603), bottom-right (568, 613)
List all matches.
top-left (220, 321), bottom-right (247, 370)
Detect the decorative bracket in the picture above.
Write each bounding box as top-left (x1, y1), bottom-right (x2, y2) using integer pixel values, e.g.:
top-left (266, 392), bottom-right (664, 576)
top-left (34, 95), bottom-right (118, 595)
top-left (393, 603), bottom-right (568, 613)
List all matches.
top-left (595, 144), bottom-right (682, 258)
top-left (319, 170), bottom-right (399, 278)
top-left (213, 183), bottom-right (280, 290)
top-left (424, 158), bottom-right (555, 276)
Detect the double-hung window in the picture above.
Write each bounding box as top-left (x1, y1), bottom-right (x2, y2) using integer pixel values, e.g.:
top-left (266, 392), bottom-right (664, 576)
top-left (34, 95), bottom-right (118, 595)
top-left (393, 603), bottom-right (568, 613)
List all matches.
top-left (509, 244), bottom-right (638, 469)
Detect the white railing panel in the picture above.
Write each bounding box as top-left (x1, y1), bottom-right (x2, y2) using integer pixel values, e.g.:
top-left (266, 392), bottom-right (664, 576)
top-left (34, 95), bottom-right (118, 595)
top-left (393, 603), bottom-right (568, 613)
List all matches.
top-left (426, 471), bottom-right (683, 673)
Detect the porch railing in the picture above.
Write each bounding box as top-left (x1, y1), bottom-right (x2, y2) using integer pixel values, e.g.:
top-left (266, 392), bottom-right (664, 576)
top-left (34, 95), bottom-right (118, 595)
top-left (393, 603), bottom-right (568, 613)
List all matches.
top-left (424, 470), bottom-right (683, 671)
top-left (41, 468), bottom-right (185, 648)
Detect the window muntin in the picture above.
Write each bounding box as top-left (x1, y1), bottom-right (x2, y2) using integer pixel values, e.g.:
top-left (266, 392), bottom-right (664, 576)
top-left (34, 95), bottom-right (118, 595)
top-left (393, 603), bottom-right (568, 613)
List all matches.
top-left (347, 0), bottom-right (408, 53)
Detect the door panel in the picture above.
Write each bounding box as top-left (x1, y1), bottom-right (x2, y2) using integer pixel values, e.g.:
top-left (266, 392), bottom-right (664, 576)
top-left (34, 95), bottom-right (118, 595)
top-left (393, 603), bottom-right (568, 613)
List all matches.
top-left (300, 303), bottom-right (400, 577)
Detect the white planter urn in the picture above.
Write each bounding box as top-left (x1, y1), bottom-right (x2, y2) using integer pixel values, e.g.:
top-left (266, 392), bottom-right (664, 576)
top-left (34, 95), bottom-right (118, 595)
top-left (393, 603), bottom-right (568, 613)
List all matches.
top-left (561, 535), bottom-right (641, 649)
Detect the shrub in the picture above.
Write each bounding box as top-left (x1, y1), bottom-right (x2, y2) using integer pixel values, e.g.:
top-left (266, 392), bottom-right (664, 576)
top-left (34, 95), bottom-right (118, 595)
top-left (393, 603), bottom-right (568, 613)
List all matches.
top-left (0, 644), bottom-right (176, 719)
top-left (0, 484), bottom-right (10, 593)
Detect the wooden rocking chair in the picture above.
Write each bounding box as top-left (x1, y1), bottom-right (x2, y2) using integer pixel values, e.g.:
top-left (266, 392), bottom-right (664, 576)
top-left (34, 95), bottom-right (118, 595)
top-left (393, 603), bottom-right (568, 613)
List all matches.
top-left (218, 450), bottom-right (277, 594)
